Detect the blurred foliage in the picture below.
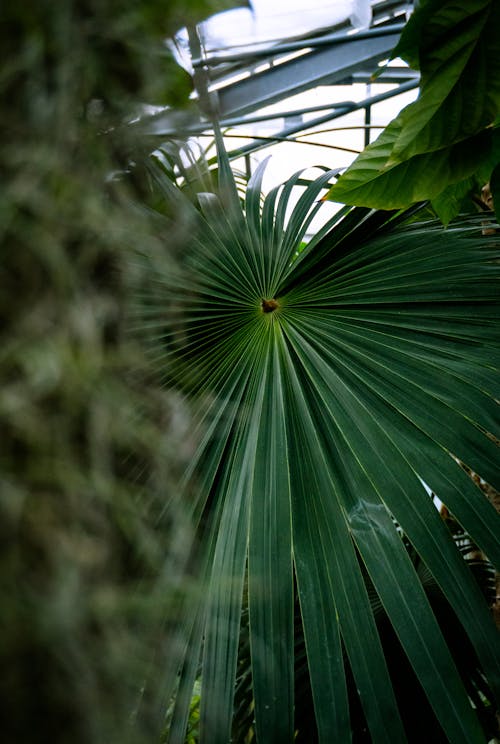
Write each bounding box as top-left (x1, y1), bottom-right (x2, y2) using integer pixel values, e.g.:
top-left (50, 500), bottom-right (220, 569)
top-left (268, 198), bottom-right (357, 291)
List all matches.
top-left (0, 1), bottom-right (241, 742)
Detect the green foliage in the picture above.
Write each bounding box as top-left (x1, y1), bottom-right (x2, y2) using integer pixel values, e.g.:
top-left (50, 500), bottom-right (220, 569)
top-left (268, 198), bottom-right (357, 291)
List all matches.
top-left (5, 1), bottom-right (499, 741)
top-left (149, 137), bottom-right (500, 742)
top-left (491, 162), bottom-right (500, 221)
top-left (0, 2), bottom-right (244, 742)
top-left (326, 0), bottom-right (500, 222)
top-left (429, 177), bottom-right (478, 227)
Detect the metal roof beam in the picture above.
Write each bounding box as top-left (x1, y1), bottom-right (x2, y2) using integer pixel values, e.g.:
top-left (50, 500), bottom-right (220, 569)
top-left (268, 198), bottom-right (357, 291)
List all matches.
top-left (222, 78), bottom-right (419, 160)
top-left (193, 24), bottom-right (406, 69)
top-left (213, 29), bottom-right (403, 118)
top-left (138, 77), bottom-right (419, 141)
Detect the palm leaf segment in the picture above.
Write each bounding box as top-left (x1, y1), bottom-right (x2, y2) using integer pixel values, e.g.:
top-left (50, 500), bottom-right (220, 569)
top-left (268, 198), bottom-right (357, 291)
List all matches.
top-left (149, 133), bottom-right (500, 744)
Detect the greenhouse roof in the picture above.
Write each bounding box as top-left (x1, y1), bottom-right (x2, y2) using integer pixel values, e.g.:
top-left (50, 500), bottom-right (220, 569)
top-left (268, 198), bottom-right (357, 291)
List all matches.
top-left (142, 0), bottom-right (417, 159)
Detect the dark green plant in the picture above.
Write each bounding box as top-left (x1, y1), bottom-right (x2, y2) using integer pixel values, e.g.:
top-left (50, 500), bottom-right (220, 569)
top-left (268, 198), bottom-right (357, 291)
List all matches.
top-left (147, 129), bottom-right (500, 743)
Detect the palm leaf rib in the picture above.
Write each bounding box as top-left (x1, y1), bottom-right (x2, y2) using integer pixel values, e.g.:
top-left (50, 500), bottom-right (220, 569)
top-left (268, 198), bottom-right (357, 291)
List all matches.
top-left (149, 149), bottom-right (500, 743)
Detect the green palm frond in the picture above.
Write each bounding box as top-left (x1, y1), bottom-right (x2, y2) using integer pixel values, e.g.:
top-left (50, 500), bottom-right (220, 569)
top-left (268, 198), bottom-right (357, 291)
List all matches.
top-left (142, 135), bottom-right (500, 744)
top-left (152, 135), bottom-right (250, 208)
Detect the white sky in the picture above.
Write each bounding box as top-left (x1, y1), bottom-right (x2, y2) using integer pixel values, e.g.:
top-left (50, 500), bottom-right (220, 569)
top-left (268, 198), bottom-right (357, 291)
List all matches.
top-left (198, 1), bottom-right (374, 50)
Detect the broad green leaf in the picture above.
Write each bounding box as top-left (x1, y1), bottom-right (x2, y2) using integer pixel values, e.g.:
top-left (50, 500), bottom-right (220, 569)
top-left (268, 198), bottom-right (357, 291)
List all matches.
top-left (326, 0), bottom-right (500, 212)
top-left (392, 0), bottom-right (492, 72)
top-left (431, 178), bottom-right (476, 226)
top-left (389, 0), bottom-right (500, 161)
top-left (326, 123), bottom-right (493, 209)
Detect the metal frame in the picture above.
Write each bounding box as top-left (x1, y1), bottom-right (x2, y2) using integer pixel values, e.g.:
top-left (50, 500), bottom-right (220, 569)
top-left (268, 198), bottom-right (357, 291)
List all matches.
top-left (140, 1), bottom-right (417, 163)
top-left (212, 28), bottom-right (406, 118)
top-left (223, 79), bottom-right (419, 161)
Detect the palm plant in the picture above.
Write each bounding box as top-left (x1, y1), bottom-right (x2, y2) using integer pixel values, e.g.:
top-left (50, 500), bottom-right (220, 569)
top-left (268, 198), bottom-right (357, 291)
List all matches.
top-left (141, 130), bottom-right (500, 743)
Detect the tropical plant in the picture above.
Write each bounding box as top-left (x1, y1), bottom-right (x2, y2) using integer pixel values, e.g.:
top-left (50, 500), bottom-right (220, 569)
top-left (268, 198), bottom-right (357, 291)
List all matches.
top-left (326, 0), bottom-right (500, 225)
top-left (142, 128), bottom-right (500, 743)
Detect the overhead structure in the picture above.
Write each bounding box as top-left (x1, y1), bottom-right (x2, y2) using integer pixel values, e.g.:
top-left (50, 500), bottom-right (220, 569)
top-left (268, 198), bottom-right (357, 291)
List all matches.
top-left (142, 0), bottom-right (418, 160)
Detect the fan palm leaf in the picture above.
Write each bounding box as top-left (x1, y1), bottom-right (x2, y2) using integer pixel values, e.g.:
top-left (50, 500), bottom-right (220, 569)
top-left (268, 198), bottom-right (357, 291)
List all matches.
top-left (142, 132), bottom-right (500, 743)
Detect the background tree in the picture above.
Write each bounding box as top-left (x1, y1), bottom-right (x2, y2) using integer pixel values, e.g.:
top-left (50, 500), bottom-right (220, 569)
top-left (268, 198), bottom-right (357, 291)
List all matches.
top-left (0, 2), bottom-right (241, 742)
